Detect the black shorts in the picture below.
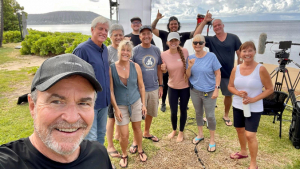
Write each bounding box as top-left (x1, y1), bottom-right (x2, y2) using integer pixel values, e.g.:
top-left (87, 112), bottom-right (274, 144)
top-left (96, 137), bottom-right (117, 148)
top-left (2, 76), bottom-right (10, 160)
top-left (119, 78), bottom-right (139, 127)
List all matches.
top-left (233, 107), bottom-right (262, 132)
top-left (107, 104), bottom-right (114, 118)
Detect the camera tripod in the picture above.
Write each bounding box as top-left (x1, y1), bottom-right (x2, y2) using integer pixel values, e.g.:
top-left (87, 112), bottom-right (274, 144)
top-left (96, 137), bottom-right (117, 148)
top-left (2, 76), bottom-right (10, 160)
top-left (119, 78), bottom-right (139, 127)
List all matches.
top-left (269, 58), bottom-right (300, 106)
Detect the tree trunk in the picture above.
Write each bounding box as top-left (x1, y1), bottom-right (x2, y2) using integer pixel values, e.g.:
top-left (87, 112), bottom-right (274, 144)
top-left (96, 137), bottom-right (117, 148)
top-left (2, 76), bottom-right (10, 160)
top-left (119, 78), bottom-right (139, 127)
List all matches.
top-left (0, 0), bottom-right (3, 47)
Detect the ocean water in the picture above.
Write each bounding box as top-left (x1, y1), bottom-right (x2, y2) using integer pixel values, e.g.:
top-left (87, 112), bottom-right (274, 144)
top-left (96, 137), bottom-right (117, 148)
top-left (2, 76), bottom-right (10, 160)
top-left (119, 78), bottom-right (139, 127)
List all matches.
top-left (28, 20), bottom-right (300, 68)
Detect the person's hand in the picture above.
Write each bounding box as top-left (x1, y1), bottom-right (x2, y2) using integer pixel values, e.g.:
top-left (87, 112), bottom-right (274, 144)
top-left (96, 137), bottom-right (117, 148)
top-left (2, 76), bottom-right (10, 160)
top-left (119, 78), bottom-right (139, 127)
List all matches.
top-left (242, 96), bottom-right (256, 104)
top-left (158, 86), bottom-right (163, 99)
top-left (188, 58), bottom-right (196, 68)
top-left (124, 37), bottom-right (131, 41)
top-left (156, 10), bottom-right (164, 20)
top-left (211, 89), bottom-right (219, 99)
top-left (142, 105), bottom-right (147, 116)
top-left (237, 91), bottom-right (248, 98)
top-left (114, 108), bottom-right (123, 122)
top-left (204, 10), bottom-right (213, 22)
top-left (161, 60), bottom-right (167, 71)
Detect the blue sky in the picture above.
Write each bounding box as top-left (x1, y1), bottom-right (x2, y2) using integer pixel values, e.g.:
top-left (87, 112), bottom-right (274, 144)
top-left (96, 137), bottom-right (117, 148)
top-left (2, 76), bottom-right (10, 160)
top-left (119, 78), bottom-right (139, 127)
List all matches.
top-left (17, 0), bottom-right (300, 22)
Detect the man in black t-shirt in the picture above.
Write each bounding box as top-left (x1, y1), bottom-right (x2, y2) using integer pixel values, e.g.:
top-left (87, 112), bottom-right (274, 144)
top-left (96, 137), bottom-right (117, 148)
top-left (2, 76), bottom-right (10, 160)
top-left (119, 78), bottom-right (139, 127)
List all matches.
top-left (0, 54), bottom-right (112, 169)
top-left (151, 10), bottom-right (196, 112)
top-left (125, 17), bottom-right (156, 47)
top-left (194, 11), bottom-right (242, 127)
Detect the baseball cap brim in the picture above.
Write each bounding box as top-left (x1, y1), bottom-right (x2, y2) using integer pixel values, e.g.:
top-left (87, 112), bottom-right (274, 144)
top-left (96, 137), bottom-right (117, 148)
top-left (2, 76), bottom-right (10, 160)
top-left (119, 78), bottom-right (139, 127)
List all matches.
top-left (35, 71), bottom-right (102, 92)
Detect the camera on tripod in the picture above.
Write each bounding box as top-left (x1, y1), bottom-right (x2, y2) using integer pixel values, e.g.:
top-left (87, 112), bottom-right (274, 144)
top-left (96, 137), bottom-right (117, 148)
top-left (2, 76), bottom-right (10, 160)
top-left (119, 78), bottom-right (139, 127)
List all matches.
top-left (275, 41), bottom-right (292, 59)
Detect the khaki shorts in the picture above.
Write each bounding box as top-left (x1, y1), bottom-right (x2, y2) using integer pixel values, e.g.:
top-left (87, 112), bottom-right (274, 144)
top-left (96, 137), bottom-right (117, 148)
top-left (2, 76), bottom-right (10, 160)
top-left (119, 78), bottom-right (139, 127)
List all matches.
top-left (115, 98), bottom-right (143, 126)
top-left (145, 89), bottom-right (159, 117)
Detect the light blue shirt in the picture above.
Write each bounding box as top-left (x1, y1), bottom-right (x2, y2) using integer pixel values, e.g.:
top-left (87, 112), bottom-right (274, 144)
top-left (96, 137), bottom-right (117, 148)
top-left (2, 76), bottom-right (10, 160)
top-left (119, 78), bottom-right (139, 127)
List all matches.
top-left (187, 52), bottom-right (222, 92)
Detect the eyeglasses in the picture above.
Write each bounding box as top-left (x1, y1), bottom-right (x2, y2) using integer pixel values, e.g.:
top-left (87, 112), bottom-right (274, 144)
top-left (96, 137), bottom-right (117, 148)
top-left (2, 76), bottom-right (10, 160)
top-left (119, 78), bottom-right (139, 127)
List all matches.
top-left (132, 21), bottom-right (141, 25)
top-left (193, 41), bottom-right (204, 45)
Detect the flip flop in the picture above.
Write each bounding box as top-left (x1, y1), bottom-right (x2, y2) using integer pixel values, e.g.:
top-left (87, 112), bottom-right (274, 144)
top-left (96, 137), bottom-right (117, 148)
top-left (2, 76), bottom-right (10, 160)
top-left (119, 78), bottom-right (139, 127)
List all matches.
top-left (230, 152), bottom-right (248, 159)
top-left (138, 150), bottom-right (147, 162)
top-left (119, 155), bottom-right (128, 168)
top-left (207, 143), bottom-right (216, 152)
top-left (129, 144), bottom-right (138, 154)
top-left (222, 117), bottom-right (232, 126)
top-left (192, 137), bottom-right (204, 145)
top-left (108, 150), bottom-right (121, 158)
top-left (143, 135), bottom-right (159, 142)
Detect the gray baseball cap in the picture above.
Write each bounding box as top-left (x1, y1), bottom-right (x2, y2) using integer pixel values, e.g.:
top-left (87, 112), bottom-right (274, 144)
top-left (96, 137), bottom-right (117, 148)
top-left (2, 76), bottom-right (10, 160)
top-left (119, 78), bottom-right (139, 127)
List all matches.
top-left (167, 32), bottom-right (180, 41)
top-left (139, 25), bottom-right (152, 33)
top-left (31, 53), bottom-right (102, 92)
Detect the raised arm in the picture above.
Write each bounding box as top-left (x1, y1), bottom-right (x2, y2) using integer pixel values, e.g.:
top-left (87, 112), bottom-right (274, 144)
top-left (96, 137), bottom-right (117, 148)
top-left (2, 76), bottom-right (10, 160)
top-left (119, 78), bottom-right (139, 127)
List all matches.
top-left (135, 63), bottom-right (147, 116)
top-left (151, 10), bottom-right (164, 37)
top-left (193, 10), bottom-right (213, 37)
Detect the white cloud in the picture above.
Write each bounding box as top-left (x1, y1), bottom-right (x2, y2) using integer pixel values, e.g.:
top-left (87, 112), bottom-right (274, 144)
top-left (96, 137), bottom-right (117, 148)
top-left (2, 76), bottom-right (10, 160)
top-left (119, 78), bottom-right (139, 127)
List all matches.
top-left (151, 0), bottom-right (300, 22)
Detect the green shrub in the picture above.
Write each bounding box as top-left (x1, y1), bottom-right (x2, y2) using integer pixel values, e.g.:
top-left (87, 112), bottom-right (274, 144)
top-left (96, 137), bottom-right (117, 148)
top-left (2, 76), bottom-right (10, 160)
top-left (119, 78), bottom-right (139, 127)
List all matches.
top-left (3, 31), bottom-right (22, 44)
top-left (19, 30), bottom-right (111, 56)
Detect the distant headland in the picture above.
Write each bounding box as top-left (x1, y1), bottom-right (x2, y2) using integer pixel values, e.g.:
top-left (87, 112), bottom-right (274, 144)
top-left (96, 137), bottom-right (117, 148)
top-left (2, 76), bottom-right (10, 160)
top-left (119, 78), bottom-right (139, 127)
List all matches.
top-left (27, 11), bottom-right (115, 25)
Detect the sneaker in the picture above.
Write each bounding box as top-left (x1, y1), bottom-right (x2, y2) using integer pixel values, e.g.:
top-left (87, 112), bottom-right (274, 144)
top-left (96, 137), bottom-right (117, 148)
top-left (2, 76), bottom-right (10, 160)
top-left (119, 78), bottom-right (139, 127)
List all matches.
top-left (160, 103), bottom-right (166, 112)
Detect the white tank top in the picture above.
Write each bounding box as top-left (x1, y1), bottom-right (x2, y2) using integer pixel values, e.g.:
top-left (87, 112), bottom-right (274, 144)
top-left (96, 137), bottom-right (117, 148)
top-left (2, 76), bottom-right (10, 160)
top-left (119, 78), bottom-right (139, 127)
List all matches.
top-left (232, 64), bottom-right (263, 112)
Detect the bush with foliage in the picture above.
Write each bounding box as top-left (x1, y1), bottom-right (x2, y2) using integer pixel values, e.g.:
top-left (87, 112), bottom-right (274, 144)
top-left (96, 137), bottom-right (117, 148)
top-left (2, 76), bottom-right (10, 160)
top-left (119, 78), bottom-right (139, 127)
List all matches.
top-left (2, 31), bottom-right (22, 43)
top-left (19, 30), bottom-right (111, 56)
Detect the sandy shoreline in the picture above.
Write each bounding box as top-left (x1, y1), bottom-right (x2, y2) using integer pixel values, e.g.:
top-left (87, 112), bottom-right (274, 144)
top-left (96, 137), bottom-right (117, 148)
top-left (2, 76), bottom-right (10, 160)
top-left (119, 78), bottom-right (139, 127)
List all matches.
top-left (258, 63), bottom-right (300, 91)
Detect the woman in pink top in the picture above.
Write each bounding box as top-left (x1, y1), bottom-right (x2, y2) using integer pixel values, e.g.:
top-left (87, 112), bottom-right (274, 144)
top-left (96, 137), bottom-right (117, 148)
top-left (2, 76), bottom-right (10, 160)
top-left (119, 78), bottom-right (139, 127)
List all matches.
top-left (161, 32), bottom-right (189, 142)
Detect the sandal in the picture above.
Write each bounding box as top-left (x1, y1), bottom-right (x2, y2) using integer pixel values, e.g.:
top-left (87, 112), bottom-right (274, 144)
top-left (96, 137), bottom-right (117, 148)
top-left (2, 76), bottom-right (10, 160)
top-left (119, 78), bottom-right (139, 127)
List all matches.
top-left (143, 135), bottom-right (159, 142)
top-left (207, 143), bottom-right (216, 152)
top-left (138, 150), bottom-right (147, 162)
top-left (129, 144), bottom-right (138, 154)
top-left (108, 150), bottom-right (121, 158)
top-left (230, 152), bottom-right (248, 159)
top-left (192, 137), bottom-right (204, 145)
top-left (119, 155), bottom-right (128, 168)
top-left (222, 117), bottom-right (232, 126)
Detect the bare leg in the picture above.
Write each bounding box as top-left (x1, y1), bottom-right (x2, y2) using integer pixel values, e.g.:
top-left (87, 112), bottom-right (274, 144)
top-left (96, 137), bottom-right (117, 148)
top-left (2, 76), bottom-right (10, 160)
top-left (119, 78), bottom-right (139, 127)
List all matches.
top-left (132, 121), bottom-right (147, 161)
top-left (143, 115), bottom-right (158, 141)
top-left (119, 124), bottom-right (129, 167)
top-left (246, 131), bottom-right (258, 169)
top-left (106, 118), bottom-right (120, 157)
top-left (223, 96), bottom-right (233, 125)
top-left (231, 127), bottom-right (248, 158)
top-left (114, 123), bottom-right (120, 140)
top-left (208, 130), bottom-right (215, 151)
top-left (192, 126), bottom-right (204, 144)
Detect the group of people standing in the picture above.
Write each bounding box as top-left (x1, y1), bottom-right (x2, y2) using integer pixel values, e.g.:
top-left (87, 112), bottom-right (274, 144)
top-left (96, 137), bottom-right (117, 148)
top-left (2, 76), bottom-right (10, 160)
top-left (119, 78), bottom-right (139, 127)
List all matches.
top-left (0, 9), bottom-right (274, 169)
top-left (72, 9), bottom-right (274, 168)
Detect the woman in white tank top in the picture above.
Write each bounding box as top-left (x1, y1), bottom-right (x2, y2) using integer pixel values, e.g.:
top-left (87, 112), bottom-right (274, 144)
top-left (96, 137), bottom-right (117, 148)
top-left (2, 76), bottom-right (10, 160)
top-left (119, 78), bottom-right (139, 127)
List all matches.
top-left (228, 41), bottom-right (273, 169)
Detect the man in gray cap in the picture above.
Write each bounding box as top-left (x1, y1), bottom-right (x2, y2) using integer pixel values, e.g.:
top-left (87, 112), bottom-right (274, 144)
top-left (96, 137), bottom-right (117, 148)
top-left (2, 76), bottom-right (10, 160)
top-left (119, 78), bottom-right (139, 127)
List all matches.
top-left (0, 54), bottom-right (112, 168)
top-left (125, 16), bottom-right (156, 47)
top-left (129, 25), bottom-right (163, 153)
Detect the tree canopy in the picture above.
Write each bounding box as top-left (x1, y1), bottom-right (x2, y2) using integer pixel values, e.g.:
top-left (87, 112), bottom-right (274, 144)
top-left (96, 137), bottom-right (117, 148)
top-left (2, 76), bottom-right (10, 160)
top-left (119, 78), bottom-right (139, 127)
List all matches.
top-left (3, 0), bottom-right (27, 31)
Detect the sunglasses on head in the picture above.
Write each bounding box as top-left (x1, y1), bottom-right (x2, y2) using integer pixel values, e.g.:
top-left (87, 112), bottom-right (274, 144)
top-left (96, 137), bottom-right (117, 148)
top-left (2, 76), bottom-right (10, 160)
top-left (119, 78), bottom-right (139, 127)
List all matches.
top-left (193, 41), bottom-right (204, 45)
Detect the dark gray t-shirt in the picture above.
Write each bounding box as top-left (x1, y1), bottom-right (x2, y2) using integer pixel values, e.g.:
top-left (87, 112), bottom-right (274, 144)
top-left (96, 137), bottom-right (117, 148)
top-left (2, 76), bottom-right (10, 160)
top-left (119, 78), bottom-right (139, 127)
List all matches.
top-left (107, 45), bottom-right (118, 65)
top-left (132, 45), bottom-right (162, 92)
top-left (205, 33), bottom-right (241, 78)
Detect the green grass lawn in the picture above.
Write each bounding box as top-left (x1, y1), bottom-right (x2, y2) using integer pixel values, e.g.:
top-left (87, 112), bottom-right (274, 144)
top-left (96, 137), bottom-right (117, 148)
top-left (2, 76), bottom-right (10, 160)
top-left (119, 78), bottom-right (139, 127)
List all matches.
top-left (1, 44), bottom-right (299, 168)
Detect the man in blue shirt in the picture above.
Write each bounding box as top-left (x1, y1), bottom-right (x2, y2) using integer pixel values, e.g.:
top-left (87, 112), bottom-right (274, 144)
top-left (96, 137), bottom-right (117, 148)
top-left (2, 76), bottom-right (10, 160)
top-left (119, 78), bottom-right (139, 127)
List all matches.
top-left (73, 16), bottom-right (111, 144)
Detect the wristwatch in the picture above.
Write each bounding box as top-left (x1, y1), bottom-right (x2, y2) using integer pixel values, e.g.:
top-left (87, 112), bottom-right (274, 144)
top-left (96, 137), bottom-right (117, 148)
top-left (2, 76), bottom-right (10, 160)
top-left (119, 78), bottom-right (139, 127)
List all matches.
top-left (159, 85), bottom-right (164, 87)
top-left (215, 85), bottom-right (220, 89)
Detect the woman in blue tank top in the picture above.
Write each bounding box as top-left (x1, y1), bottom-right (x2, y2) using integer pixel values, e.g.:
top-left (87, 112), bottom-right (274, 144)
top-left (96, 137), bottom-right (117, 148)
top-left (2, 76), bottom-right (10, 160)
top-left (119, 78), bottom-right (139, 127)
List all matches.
top-left (109, 40), bottom-right (147, 167)
top-left (228, 41), bottom-right (273, 169)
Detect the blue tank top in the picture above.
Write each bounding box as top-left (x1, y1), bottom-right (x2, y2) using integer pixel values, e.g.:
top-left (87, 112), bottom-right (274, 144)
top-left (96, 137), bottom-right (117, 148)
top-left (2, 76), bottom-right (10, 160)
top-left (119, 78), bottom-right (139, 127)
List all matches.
top-left (111, 62), bottom-right (140, 116)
